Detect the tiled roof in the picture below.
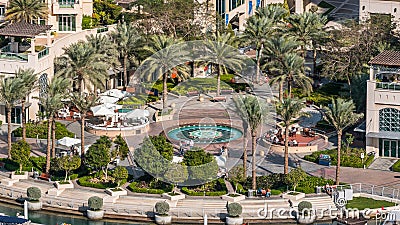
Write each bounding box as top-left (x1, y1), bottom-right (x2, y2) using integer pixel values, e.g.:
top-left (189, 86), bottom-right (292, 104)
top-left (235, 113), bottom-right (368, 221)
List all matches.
top-left (369, 51), bottom-right (400, 66)
top-left (0, 22), bottom-right (52, 37)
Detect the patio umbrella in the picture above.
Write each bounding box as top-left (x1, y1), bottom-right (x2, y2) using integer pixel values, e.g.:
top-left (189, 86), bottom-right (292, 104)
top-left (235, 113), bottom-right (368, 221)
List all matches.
top-left (103, 103), bottom-right (123, 110)
top-left (99, 95), bottom-right (119, 104)
top-left (214, 155), bottom-right (226, 167)
top-left (91, 105), bottom-right (115, 117)
top-left (125, 109), bottom-right (150, 119)
top-left (57, 137), bottom-right (81, 147)
top-left (100, 89), bottom-right (127, 99)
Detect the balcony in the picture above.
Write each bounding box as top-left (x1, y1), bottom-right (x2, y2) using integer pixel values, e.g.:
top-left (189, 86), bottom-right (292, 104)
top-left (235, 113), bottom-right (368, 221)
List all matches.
top-left (376, 82), bottom-right (400, 91)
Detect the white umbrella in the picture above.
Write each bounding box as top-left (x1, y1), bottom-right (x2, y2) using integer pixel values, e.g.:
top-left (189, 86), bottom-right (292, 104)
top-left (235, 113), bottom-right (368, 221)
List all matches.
top-left (103, 103), bottom-right (123, 110)
top-left (125, 109), bottom-right (150, 119)
top-left (100, 89), bottom-right (127, 99)
top-left (214, 155), bottom-right (226, 167)
top-left (57, 137), bottom-right (81, 147)
top-left (99, 95), bottom-right (119, 104)
top-left (91, 106), bottom-right (115, 117)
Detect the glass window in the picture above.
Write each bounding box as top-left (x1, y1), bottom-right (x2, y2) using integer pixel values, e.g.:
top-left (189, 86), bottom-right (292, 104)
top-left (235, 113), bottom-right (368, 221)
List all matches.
top-left (0, 6), bottom-right (5, 16)
top-left (58, 15), bottom-right (76, 31)
top-left (379, 108), bottom-right (400, 132)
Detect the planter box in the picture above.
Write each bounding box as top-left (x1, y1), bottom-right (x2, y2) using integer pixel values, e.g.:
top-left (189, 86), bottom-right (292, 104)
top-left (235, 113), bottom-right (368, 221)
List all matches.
top-left (27, 201), bottom-right (42, 211)
top-left (297, 214), bottom-right (316, 224)
top-left (282, 191), bottom-right (305, 201)
top-left (106, 188), bottom-right (127, 197)
top-left (222, 194), bottom-right (246, 202)
top-left (10, 172), bottom-right (28, 180)
top-left (54, 180), bottom-right (74, 190)
top-left (87, 209), bottom-right (104, 220)
top-left (162, 193), bottom-right (185, 201)
top-left (155, 215), bottom-right (172, 225)
top-left (225, 216), bottom-right (243, 225)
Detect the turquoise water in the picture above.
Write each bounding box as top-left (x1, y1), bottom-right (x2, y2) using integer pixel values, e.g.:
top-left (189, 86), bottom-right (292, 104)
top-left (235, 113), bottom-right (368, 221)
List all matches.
top-left (167, 125), bottom-right (243, 144)
top-left (0, 202), bottom-right (147, 225)
top-left (118, 109), bottom-right (132, 113)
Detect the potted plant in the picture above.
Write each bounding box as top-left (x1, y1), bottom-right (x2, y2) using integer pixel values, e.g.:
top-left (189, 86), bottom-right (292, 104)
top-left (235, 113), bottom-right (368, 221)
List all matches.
top-left (296, 201), bottom-right (316, 224)
top-left (106, 166), bottom-right (128, 196)
top-left (154, 201), bottom-right (172, 225)
top-left (226, 202), bottom-right (243, 225)
top-left (86, 196), bottom-right (104, 220)
top-left (26, 187), bottom-right (42, 210)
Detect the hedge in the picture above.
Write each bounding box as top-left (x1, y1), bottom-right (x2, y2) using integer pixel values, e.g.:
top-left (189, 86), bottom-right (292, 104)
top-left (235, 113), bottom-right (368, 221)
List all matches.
top-left (181, 187), bottom-right (227, 196)
top-left (77, 176), bottom-right (126, 189)
top-left (1, 157), bottom-right (46, 172)
top-left (392, 160), bottom-right (400, 172)
top-left (13, 122), bottom-right (74, 139)
top-left (303, 148), bottom-right (374, 168)
top-left (127, 182), bottom-right (167, 194)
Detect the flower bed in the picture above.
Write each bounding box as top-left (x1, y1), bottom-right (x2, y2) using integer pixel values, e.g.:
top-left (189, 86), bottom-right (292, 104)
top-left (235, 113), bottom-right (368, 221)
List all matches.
top-left (181, 178), bottom-right (227, 196)
top-left (128, 182), bottom-right (172, 194)
top-left (77, 176), bottom-right (126, 189)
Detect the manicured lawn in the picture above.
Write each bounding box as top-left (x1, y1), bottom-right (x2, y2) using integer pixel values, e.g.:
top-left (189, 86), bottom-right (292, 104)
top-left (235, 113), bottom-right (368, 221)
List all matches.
top-left (303, 148), bottom-right (374, 168)
top-left (346, 197), bottom-right (395, 210)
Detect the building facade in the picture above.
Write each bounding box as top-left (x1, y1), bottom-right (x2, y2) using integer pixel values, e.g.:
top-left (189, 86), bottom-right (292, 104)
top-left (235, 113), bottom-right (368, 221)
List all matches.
top-left (366, 51), bottom-right (400, 158)
top-left (360, 0), bottom-right (400, 26)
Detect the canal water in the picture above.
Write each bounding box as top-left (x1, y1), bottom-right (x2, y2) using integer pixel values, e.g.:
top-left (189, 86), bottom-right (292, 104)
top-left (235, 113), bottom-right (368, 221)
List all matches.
top-left (0, 202), bottom-right (147, 225)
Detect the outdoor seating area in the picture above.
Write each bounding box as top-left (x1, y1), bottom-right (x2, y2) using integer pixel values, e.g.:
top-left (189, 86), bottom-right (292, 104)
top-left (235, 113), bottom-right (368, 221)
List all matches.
top-left (264, 127), bottom-right (321, 147)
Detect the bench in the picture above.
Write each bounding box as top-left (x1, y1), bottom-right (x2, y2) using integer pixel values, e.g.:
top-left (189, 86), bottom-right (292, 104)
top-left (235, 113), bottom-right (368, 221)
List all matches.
top-left (211, 96), bottom-right (226, 102)
top-left (186, 91), bottom-right (199, 97)
top-left (38, 173), bottom-right (51, 181)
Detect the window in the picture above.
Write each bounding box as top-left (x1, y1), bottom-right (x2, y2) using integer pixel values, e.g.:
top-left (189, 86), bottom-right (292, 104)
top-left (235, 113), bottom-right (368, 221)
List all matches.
top-left (395, 8), bottom-right (397, 13)
top-left (59, 0), bottom-right (75, 7)
top-left (39, 74), bottom-right (48, 99)
top-left (379, 108), bottom-right (400, 132)
top-left (58, 15), bottom-right (76, 31)
top-left (0, 5), bottom-right (5, 16)
top-left (362, 6), bottom-right (365, 10)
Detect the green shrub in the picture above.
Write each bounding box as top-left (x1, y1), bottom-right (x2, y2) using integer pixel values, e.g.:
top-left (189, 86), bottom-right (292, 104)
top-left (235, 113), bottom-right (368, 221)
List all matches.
top-left (303, 148), bottom-right (373, 168)
top-left (13, 122), bottom-right (74, 139)
top-left (271, 189), bottom-right (282, 195)
top-left (27, 187), bottom-right (41, 202)
top-left (155, 201), bottom-right (169, 216)
top-left (88, 196), bottom-right (103, 211)
top-left (77, 176), bottom-right (126, 189)
top-left (227, 203), bottom-right (242, 217)
top-left (298, 201), bottom-right (313, 215)
top-left (205, 191), bottom-right (227, 196)
top-left (181, 187), bottom-right (204, 196)
top-left (82, 15), bottom-right (93, 29)
top-left (127, 182), bottom-right (168, 194)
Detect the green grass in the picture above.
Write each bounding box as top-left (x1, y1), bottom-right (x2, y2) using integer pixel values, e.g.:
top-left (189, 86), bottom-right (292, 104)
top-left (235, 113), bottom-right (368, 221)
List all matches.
top-left (171, 78), bottom-right (232, 95)
top-left (118, 94), bottom-right (159, 105)
top-left (346, 197), bottom-right (395, 210)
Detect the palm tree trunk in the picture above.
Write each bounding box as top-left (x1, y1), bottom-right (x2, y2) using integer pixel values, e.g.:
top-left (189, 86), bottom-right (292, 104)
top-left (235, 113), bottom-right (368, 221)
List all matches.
top-left (46, 117), bottom-right (53, 174)
top-left (284, 125), bottom-right (290, 174)
top-left (313, 48), bottom-right (317, 77)
top-left (81, 114), bottom-right (85, 161)
top-left (21, 99), bottom-right (26, 141)
top-left (279, 82), bottom-right (283, 102)
top-left (243, 124), bottom-right (248, 178)
top-left (51, 120), bottom-right (56, 158)
top-left (256, 44), bottom-right (263, 84)
top-left (251, 133), bottom-right (257, 190)
top-left (123, 55), bottom-right (128, 88)
top-left (287, 80), bottom-right (292, 98)
top-left (162, 73), bottom-right (168, 110)
top-left (7, 108), bottom-right (12, 159)
top-left (335, 130), bottom-right (342, 185)
top-left (217, 65), bottom-right (221, 96)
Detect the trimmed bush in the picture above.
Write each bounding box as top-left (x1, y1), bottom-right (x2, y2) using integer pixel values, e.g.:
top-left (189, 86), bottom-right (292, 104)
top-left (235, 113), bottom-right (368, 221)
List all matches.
top-left (298, 201), bottom-right (313, 216)
top-left (303, 148), bottom-right (373, 168)
top-left (155, 201), bottom-right (169, 216)
top-left (127, 182), bottom-right (171, 194)
top-left (27, 187), bottom-right (41, 202)
top-left (271, 189), bottom-right (282, 195)
top-left (227, 203), bottom-right (242, 217)
top-left (13, 122), bottom-right (74, 139)
top-left (77, 176), bottom-right (127, 189)
top-left (88, 196), bottom-right (103, 211)
top-left (392, 160), bottom-right (400, 172)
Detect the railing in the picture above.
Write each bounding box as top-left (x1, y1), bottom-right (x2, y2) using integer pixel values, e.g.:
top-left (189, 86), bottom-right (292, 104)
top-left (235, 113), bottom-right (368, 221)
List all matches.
top-left (97, 26), bottom-right (109, 33)
top-left (58, 0), bottom-right (76, 7)
top-left (376, 82), bottom-right (400, 91)
top-left (38, 47), bottom-right (49, 59)
top-left (336, 183), bottom-right (400, 203)
top-left (0, 52), bottom-right (28, 61)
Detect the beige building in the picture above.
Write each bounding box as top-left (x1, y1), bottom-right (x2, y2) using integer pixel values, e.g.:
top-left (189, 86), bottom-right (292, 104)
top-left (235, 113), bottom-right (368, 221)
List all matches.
top-left (360, 0), bottom-right (400, 25)
top-left (366, 51), bottom-right (400, 157)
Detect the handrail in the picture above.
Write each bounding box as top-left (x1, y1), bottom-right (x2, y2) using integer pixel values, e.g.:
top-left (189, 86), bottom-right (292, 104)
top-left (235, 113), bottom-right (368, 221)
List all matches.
top-left (375, 81), bottom-right (400, 91)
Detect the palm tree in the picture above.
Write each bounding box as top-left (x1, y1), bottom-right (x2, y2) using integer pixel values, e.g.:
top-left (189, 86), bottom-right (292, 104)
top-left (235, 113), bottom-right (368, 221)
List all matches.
top-left (323, 98), bottom-right (363, 185)
top-left (0, 77), bottom-right (23, 159)
top-left (86, 34), bottom-right (120, 70)
top-left (269, 53), bottom-right (313, 99)
top-left (38, 77), bottom-right (70, 174)
top-left (276, 97), bottom-right (305, 174)
top-left (6, 0), bottom-right (48, 23)
top-left (55, 41), bottom-right (108, 93)
top-left (232, 96), bottom-right (249, 178)
top-left (233, 94), bottom-right (268, 190)
top-left (142, 35), bottom-right (189, 109)
top-left (15, 68), bottom-right (36, 141)
top-left (110, 22), bottom-right (142, 88)
top-left (264, 36), bottom-right (299, 101)
top-left (203, 32), bottom-right (244, 96)
top-left (242, 16), bottom-right (273, 83)
top-left (287, 12), bottom-right (327, 59)
top-left (70, 93), bottom-right (98, 161)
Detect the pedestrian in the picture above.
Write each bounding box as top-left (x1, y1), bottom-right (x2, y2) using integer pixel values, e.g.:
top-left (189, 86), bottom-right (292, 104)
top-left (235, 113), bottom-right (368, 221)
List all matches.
top-left (189, 139), bottom-right (194, 149)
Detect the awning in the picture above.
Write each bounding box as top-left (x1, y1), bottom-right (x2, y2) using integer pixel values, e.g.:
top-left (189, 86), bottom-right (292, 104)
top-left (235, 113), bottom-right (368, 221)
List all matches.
top-left (367, 131), bottom-right (400, 140)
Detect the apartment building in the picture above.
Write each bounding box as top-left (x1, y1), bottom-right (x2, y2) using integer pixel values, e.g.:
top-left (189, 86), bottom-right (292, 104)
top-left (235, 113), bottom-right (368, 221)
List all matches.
top-left (0, 0), bottom-right (96, 125)
top-left (360, 0), bottom-right (400, 25)
top-left (366, 51), bottom-right (400, 158)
